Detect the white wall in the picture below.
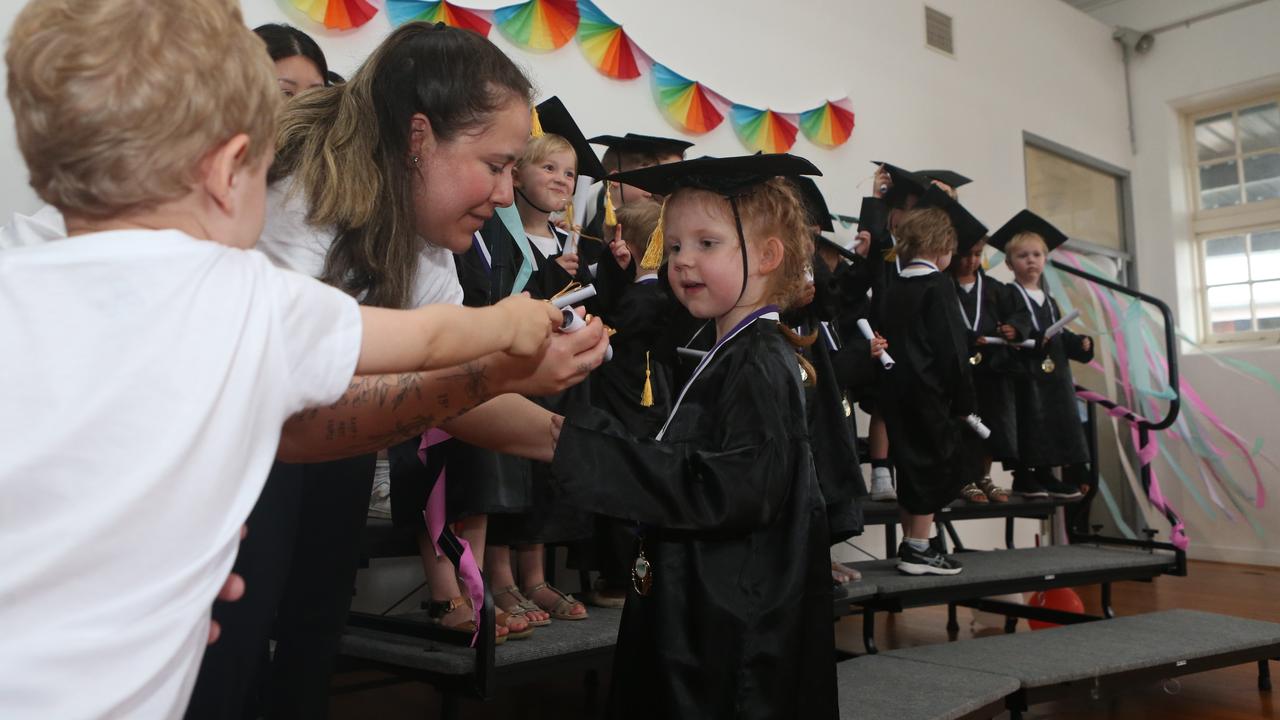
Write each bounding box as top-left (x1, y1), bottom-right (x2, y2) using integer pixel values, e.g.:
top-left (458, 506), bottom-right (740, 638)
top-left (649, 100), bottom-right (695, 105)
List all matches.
top-left (1109, 0), bottom-right (1280, 566)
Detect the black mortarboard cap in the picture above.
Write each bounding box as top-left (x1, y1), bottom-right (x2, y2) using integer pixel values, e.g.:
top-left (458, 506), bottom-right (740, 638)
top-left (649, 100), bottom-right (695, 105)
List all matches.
top-left (589, 133), bottom-right (694, 159)
top-left (857, 196), bottom-right (888, 236)
top-left (915, 185), bottom-right (988, 254)
top-left (872, 161), bottom-right (929, 208)
top-left (535, 97), bottom-right (608, 180)
top-left (988, 209), bottom-right (1069, 253)
top-left (606, 153), bottom-right (821, 198)
top-left (918, 169), bottom-right (973, 189)
top-left (791, 176), bottom-right (834, 232)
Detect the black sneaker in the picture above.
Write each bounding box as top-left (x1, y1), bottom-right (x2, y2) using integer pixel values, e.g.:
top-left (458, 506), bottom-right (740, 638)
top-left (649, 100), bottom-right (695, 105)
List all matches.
top-left (896, 541), bottom-right (964, 576)
top-left (1043, 478), bottom-right (1084, 500)
top-left (1012, 475), bottom-right (1050, 498)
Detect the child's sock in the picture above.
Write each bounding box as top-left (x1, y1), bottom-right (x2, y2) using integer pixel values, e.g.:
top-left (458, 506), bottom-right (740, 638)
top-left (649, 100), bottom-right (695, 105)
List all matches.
top-left (905, 537), bottom-right (930, 552)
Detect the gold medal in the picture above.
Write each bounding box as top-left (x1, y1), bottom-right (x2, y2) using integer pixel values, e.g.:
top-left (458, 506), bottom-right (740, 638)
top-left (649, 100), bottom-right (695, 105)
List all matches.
top-left (842, 394), bottom-right (853, 418)
top-left (799, 363), bottom-right (809, 384)
top-left (632, 541), bottom-right (653, 596)
top-left (969, 352), bottom-right (983, 366)
top-left (1041, 357), bottom-right (1056, 374)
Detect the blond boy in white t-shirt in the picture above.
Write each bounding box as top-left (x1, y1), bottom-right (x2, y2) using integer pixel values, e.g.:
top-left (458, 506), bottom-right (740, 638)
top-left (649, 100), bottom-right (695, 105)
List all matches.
top-left (0, 1), bottom-right (564, 717)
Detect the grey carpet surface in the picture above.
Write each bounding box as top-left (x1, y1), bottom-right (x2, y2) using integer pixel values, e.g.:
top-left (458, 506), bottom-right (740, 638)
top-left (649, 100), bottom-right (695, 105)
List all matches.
top-left (834, 580), bottom-right (879, 604)
top-left (884, 609), bottom-right (1280, 687)
top-left (341, 607), bottom-right (623, 675)
top-left (851, 545), bottom-right (1174, 597)
top-left (837, 655), bottom-right (1017, 720)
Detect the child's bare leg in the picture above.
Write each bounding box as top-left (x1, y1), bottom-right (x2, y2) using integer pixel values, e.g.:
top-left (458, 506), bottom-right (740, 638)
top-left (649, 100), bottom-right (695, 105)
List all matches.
top-left (868, 414), bottom-right (895, 500)
top-left (486, 543), bottom-right (549, 624)
top-left (519, 544), bottom-right (586, 618)
top-left (898, 509), bottom-right (934, 541)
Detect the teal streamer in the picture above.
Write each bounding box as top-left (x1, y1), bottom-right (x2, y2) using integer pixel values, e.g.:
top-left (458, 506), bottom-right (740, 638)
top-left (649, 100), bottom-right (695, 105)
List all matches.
top-left (1096, 474), bottom-right (1138, 540)
top-left (495, 204), bottom-right (535, 296)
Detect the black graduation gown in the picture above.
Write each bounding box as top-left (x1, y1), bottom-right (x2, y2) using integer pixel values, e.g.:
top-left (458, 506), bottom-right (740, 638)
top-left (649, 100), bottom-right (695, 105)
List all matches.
top-left (880, 269), bottom-right (976, 515)
top-left (1012, 292), bottom-right (1094, 468)
top-left (386, 231), bottom-right (533, 526)
top-left (589, 278), bottom-right (674, 436)
top-left (953, 272), bottom-right (1032, 464)
top-left (551, 320), bottom-right (837, 720)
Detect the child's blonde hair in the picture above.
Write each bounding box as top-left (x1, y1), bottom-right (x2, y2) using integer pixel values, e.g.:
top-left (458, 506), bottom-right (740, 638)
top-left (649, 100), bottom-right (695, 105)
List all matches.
top-left (1003, 231), bottom-right (1049, 259)
top-left (895, 207), bottom-right (957, 262)
top-left (607, 199), bottom-right (662, 262)
top-left (6, 0), bottom-right (278, 219)
top-left (517, 134), bottom-right (576, 173)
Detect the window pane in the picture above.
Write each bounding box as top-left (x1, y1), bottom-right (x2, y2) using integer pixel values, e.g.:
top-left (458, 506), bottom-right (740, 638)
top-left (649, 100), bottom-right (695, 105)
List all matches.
top-left (1243, 152), bottom-right (1280, 203)
top-left (1207, 283), bottom-right (1253, 333)
top-left (1205, 235), bottom-right (1248, 285)
top-left (1024, 144), bottom-right (1124, 250)
top-left (1240, 103), bottom-right (1280, 154)
top-left (1199, 160), bottom-right (1241, 209)
top-left (1251, 230), bottom-right (1280, 281)
top-left (1195, 112), bottom-right (1236, 162)
top-left (1255, 280), bottom-right (1280, 329)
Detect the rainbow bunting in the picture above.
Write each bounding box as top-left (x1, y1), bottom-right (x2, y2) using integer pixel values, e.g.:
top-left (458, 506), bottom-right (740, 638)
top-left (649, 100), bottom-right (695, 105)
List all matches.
top-left (799, 97), bottom-right (856, 149)
top-left (290, 0), bottom-right (378, 30)
top-left (729, 104), bottom-right (800, 154)
top-left (649, 63), bottom-right (729, 135)
top-left (495, 0), bottom-right (580, 51)
top-left (576, 0), bottom-right (650, 80)
top-left (386, 0), bottom-right (493, 35)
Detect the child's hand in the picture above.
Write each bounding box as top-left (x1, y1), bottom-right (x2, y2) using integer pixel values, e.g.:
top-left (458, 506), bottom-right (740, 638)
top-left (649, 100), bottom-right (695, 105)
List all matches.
top-left (999, 323), bottom-right (1017, 340)
top-left (609, 236), bottom-right (632, 269)
top-left (496, 295), bottom-right (561, 357)
top-left (976, 336), bottom-right (989, 345)
top-left (1081, 337), bottom-right (1092, 353)
top-left (797, 281), bottom-right (816, 308)
top-left (556, 252), bottom-right (580, 276)
top-left (550, 414), bottom-right (564, 453)
top-left (870, 333), bottom-right (888, 359)
top-left (855, 230), bottom-right (872, 257)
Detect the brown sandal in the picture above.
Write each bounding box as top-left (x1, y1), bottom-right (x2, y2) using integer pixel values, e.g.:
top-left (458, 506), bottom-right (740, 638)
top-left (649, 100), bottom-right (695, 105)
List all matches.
top-left (523, 582), bottom-right (588, 621)
top-left (425, 596), bottom-right (506, 644)
top-left (978, 477), bottom-right (1010, 503)
top-left (961, 483), bottom-right (989, 504)
top-left (495, 585), bottom-right (550, 627)
top-left (496, 608), bottom-right (534, 640)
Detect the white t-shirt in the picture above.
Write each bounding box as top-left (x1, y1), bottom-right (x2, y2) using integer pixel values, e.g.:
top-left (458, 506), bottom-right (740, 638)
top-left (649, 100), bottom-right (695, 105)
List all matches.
top-left (0, 229), bottom-right (362, 718)
top-left (258, 181), bottom-right (464, 308)
top-left (0, 204), bottom-right (67, 250)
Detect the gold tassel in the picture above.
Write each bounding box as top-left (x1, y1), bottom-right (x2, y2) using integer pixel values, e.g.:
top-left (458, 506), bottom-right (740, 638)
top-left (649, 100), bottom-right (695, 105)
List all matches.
top-left (883, 247), bottom-right (896, 262)
top-left (562, 200), bottom-right (574, 229)
top-left (530, 106), bottom-right (544, 137)
top-left (640, 351), bottom-right (654, 407)
top-left (638, 197), bottom-right (666, 272)
top-left (603, 182), bottom-right (618, 226)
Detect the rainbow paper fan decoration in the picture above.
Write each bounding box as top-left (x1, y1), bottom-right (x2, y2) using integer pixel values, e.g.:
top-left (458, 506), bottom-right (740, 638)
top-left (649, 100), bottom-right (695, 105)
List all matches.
top-left (650, 63), bottom-right (729, 135)
top-left (386, 0), bottom-right (493, 35)
top-left (730, 104), bottom-right (800, 154)
top-left (291, 0), bottom-right (378, 30)
top-left (495, 0), bottom-right (580, 51)
top-left (576, 0), bottom-right (650, 80)
top-left (799, 97), bottom-right (856, 148)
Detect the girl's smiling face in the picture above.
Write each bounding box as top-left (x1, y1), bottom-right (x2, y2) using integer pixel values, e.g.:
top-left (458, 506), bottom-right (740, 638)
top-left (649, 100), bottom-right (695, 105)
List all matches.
top-left (514, 147), bottom-right (577, 214)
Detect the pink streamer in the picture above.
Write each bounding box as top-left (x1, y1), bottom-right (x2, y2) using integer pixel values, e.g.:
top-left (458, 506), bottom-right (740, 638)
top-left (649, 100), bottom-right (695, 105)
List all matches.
top-left (419, 428), bottom-right (486, 646)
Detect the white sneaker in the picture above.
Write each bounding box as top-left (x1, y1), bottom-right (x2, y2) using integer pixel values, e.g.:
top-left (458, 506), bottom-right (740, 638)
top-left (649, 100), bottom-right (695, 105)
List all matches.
top-left (869, 467), bottom-right (896, 501)
top-left (368, 459), bottom-right (392, 519)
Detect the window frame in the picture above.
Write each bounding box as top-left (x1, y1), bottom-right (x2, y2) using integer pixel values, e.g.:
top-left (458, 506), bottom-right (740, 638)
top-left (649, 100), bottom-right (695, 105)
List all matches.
top-left (1184, 91), bottom-right (1280, 344)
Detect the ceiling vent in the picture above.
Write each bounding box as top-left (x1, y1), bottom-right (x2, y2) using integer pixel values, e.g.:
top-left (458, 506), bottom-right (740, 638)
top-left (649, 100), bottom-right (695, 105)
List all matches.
top-left (925, 6), bottom-right (955, 56)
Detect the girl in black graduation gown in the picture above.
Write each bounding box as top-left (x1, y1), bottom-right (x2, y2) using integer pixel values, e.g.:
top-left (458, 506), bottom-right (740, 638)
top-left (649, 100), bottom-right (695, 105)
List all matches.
top-left (949, 237), bottom-right (1033, 502)
top-left (552, 156), bottom-right (836, 719)
top-left (877, 206), bottom-right (975, 575)
top-left (989, 212), bottom-right (1095, 498)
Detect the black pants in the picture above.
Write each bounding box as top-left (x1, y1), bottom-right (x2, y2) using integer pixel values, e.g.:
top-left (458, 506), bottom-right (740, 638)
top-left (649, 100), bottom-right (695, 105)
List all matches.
top-left (185, 454), bottom-right (376, 720)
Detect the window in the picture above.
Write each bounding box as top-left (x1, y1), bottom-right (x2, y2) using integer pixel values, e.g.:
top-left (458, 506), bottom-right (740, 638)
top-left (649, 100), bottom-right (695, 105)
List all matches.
top-left (1188, 93), bottom-right (1280, 341)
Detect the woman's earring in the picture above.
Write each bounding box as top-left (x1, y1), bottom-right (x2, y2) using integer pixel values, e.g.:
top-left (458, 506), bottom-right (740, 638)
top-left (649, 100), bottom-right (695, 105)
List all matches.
top-left (412, 155), bottom-right (421, 166)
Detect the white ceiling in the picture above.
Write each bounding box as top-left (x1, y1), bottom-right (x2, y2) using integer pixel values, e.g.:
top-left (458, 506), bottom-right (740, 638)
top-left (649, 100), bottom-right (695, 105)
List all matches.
top-left (1060, 0), bottom-right (1267, 31)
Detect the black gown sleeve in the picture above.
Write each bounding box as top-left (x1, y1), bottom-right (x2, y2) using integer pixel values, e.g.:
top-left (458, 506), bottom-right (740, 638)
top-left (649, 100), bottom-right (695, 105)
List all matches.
top-left (552, 346), bottom-right (799, 533)
top-left (929, 280), bottom-right (977, 417)
top-left (995, 279), bottom-right (1033, 340)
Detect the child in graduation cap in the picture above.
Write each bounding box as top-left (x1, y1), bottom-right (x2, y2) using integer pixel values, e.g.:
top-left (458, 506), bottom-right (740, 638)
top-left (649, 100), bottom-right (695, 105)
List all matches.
top-left (989, 211), bottom-right (1095, 500)
top-left (876, 203), bottom-right (976, 576)
top-left (552, 154), bottom-right (837, 719)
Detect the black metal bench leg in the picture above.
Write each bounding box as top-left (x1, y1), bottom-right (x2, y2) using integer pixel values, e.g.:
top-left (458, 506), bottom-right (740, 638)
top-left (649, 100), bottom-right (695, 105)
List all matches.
top-left (946, 602), bottom-right (959, 634)
top-left (1101, 582), bottom-right (1115, 619)
top-left (440, 692), bottom-right (460, 720)
top-left (585, 668), bottom-right (601, 712)
top-left (863, 608), bottom-right (878, 655)
top-left (885, 525), bottom-right (898, 558)
top-left (1004, 614), bottom-right (1018, 634)
top-left (1260, 659), bottom-right (1272, 691)
top-left (1005, 517), bottom-right (1015, 549)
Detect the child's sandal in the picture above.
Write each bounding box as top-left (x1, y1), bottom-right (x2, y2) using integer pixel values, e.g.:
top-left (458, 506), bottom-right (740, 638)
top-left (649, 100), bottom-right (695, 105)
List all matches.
top-left (960, 483), bottom-right (989, 504)
top-left (524, 582), bottom-right (588, 621)
top-left (495, 585), bottom-right (551, 627)
top-left (978, 477), bottom-right (1010, 503)
top-left (425, 596), bottom-right (506, 645)
top-left (496, 608), bottom-right (534, 640)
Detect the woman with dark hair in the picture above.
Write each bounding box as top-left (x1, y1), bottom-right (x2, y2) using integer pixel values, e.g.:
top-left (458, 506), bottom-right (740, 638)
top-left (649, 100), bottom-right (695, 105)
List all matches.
top-left (186, 22), bottom-right (608, 719)
top-left (253, 23), bottom-right (329, 98)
